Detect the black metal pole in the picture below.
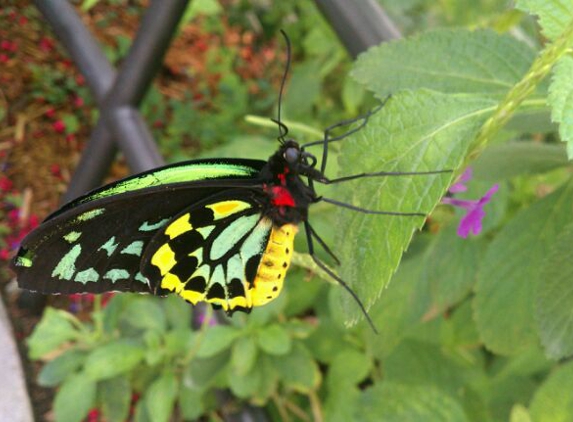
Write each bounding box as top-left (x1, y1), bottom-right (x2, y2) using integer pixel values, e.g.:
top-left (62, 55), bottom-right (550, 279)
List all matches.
top-left (314, 0), bottom-right (401, 57)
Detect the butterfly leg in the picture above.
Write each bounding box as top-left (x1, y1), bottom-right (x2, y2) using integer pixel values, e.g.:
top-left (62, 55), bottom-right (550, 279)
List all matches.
top-left (303, 222), bottom-right (378, 333)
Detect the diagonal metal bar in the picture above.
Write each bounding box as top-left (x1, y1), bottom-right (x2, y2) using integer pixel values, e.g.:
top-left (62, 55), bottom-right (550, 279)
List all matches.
top-left (34, 0), bottom-right (189, 202)
top-left (314, 0), bottom-right (401, 58)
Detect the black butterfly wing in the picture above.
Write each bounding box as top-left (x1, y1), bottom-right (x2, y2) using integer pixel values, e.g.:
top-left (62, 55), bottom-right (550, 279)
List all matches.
top-left (12, 159), bottom-right (266, 295)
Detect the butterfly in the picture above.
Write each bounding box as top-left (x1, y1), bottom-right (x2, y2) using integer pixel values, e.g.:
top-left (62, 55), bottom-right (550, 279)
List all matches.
top-left (10, 33), bottom-right (447, 331)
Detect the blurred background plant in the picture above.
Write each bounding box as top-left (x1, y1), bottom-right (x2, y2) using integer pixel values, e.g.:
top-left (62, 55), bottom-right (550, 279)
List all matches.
top-left (2, 0), bottom-right (573, 421)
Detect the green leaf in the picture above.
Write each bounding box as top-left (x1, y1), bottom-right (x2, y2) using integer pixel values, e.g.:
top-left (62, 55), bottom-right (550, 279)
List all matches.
top-left (357, 382), bottom-right (469, 422)
top-left (133, 397), bottom-right (152, 422)
top-left (185, 351), bottom-right (230, 389)
top-left (196, 325), bottom-right (240, 358)
top-left (341, 74), bottom-right (366, 115)
top-left (121, 297), bottom-right (167, 333)
top-left (472, 142), bottom-right (568, 182)
top-left (61, 113), bottom-right (80, 134)
top-left (143, 330), bottom-right (164, 366)
top-left (336, 90), bottom-right (495, 324)
top-left (475, 179), bottom-right (573, 355)
top-left (27, 308), bottom-right (81, 359)
top-left (54, 373), bottom-right (96, 422)
top-left (228, 362), bottom-right (262, 399)
top-left (422, 223), bottom-right (487, 313)
top-left (253, 355), bottom-right (279, 404)
top-left (352, 29), bottom-right (535, 98)
top-left (510, 405), bottom-right (533, 422)
top-left (145, 371), bottom-right (178, 422)
top-left (231, 335), bottom-right (258, 376)
top-left (38, 349), bottom-right (86, 387)
top-left (283, 61), bottom-right (322, 120)
top-left (182, 0), bottom-right (222, 23)
top-left (256, 324), bottom-right (292, 356)
top-left (99, 376), bottom-right (131, 422)
top-left (328, 349), bottom-right (371, 388)
top-left (162, 295), bottom-right (192, 329)
top-left (178, 385), bottom-right (204, 420)
top-left (102, 294), bottom-right (132, 334)
top-left (535, 221), bottom-right (573, 359)
top-left (385, 340), bottom-right (472, 395)
top-left (274, 343), bottom-right (320, 393)
top-left (516, 0), bottom-right (573, 41)
top-left (548, 56), bottom-right (573, 158)
top-left (367, 257), bottom-right (429, 358)
top-left (324, 350), bottom-right (370, 422)
top-left (530, 361), bottom-right (573, 422)
top-left (84, 339), bottom-right (145, 381)
top-left (164, 329), bottom-right (195, 357)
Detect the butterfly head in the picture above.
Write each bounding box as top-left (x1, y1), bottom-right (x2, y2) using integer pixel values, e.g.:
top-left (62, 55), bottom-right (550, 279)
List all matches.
top-left (279, 140), bottom-right (326, 182)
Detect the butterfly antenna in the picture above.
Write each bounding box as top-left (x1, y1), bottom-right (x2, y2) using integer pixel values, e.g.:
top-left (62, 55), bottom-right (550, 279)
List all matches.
top-left (275, 29), bottom-right (291, 145)
top-left (303, 222), bottom-right (378, 333)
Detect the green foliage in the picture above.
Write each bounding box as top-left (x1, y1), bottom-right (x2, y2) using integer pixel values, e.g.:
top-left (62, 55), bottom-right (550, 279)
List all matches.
top-left (548, 56), bottom-right (573, 157)
top-left (535, 221), bottom-right (573, 359)
top-left (336, 90), bottom-right (495, 322)
top-left (352, 29), bottom-right (537, 98)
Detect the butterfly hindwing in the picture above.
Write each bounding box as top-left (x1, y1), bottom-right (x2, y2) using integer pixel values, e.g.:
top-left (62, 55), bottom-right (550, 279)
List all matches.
top-left (142, 191), bottom-right (297, 313)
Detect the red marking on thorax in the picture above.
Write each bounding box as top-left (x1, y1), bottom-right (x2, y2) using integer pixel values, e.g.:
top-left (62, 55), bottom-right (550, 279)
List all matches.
top-left (271, 186), bottom-right (295, 207)
top-left (277, 166), bottom-right (289, 185)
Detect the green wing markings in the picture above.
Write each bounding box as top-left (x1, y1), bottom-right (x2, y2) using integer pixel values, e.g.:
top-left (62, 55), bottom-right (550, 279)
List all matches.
top-left (14, 248), bottom-right (35, 268)
top-left (76, 208), bottom-right (105, 222)
top-left (139, 219), bottom-right (170, 232)
top-left (75, 268), bottom-right (99, 284)
top-left (63, 231), bottom-right (82, 243)
top-left (210, 214), bottom-right (260, 260)
top-left (52, 244), bottom-right (82, 280)
top-left (83, 162), bottom-right (261, 203)
top-left (121, 241), bottom-right (144, 256)
top-left (99, 237), bottom-right (118, 257)
top-left (135, 272), bottom-right (148, 285)
top-left (104, 269), bottom-right (130, 283)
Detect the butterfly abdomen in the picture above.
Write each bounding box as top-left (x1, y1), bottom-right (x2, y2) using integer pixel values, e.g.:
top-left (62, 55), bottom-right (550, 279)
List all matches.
top-left (251, 223), bottom-right (297, 306)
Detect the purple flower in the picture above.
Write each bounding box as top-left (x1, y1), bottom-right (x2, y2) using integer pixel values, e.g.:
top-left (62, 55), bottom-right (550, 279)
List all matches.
top-left (442, 168), bottom-right (499, 238)
top-left (448, 168), bottom-right (472, 193)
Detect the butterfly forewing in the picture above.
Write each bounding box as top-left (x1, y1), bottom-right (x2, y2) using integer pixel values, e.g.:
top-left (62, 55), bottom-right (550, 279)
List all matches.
top-left (12, 159), bottom-right (266, 295)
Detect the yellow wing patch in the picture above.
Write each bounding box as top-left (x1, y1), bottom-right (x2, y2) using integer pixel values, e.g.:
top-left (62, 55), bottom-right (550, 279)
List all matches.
top-left (165, 214), bottom-right (192, 239)
top-left (207, 200), bottom-right (251, 219)
top-left (150, 243), bottom-right (176, 276)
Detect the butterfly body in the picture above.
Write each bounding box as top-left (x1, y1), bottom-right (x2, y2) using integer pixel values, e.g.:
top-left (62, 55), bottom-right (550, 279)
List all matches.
top-left (12, 140), bottom-right (319, 315)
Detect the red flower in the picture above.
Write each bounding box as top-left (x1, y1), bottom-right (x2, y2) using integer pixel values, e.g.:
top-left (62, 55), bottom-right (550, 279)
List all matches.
top-left (73, 96), bottom-right (84, 107)
top-left (45, 108), bottom-right (55, 118)
top-left (0, 54), bottom-right (9, 63)
top-left (0, 176), bottom-right (13, 192)
top-left (0, 249), bottom-right (10, 261)
top-left (50, 164), bottom-right (62, 179)
top-left (39, 37), bottom-right (55, 52)
top-left (29, 215), bottom-right (39, 229)
top-left (52, 120), bottom-right (66, 133)
top-left (87, 409), bottom-right (99, 422)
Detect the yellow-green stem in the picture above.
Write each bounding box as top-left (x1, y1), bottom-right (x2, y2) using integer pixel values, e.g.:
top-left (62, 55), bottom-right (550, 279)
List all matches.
top-left (472, 17), bottom-right (573, 157)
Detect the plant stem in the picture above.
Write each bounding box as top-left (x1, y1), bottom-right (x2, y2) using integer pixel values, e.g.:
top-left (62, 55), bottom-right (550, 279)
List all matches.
top-left (472, 17), bottom-right (573, 157)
